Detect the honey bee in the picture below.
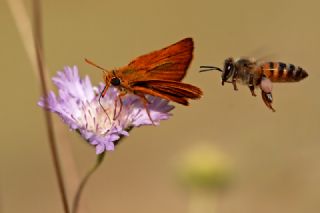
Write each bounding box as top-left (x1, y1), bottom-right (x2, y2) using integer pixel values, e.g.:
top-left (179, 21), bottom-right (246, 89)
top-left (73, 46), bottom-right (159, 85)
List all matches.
top-left (200, 57), bottom-right (308, 111)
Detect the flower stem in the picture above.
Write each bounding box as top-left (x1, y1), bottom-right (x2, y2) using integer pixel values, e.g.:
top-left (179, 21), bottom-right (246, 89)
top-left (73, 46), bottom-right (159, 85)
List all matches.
top-left (72, 152), bottom-right (106, 213)
top-left (72, 126), bottom-right (131, 213)
top-left (32, 0), bottom-right (70, 212)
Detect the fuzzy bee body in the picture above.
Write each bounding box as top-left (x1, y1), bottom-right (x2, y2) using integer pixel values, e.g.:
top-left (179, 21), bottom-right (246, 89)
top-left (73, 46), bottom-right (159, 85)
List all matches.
top-left (233, 58), bottom-right (261, 86)
top-left (200, 57), bottom-right (308, 112)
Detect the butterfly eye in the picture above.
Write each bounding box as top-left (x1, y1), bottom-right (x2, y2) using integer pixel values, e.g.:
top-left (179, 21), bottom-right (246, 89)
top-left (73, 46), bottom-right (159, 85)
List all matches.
top-left (110, 77), bottom-right (121, 86)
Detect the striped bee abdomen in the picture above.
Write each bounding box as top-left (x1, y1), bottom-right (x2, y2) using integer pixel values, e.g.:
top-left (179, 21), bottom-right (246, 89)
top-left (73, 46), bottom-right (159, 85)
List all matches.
top-left (261, 62), bottom-right (308, 82)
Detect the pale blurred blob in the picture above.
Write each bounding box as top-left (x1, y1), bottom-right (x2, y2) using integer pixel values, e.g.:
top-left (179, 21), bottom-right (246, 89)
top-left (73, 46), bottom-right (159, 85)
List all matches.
top-left (174, 143), bottom-right (233, 213)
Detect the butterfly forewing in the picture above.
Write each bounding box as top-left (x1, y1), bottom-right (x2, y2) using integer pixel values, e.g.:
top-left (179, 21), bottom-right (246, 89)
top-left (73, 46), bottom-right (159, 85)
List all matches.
top-left (123, 38), bottom-right (193, 82)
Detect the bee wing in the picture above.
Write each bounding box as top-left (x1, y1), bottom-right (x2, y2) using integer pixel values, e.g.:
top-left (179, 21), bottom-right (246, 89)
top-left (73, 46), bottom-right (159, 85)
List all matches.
top-left (124, 38), bottom-right (193, 82)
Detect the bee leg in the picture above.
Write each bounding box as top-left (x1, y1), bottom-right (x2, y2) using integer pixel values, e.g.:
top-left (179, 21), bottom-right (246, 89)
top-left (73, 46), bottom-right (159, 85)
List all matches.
top-left (249, 85), bottom-right (256, 96)
top-left (232, 69), bottom-right (238, 91)
top-left (261, 90), bottom-right (276, 112)
top-left (259, 76), bottom-right (274, 112)
top-left (248, 74), bottom-right (256, 96)
top-left (113, 91), bottom-right (127, 119)
top-left (232, 81), bottom-right (238, 91)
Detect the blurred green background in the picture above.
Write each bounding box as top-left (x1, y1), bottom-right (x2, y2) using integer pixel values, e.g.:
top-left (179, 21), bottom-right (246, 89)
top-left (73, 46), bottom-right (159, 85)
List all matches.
top-left (1, 0), bottom-right (320, 212)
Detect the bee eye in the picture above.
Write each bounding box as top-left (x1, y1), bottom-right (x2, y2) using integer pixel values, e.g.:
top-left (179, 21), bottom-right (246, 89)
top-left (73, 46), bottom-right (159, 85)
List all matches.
top-left (226, 63), bottom-right (233, 72)
top-left (221, 61), bottom-right (234, 85)
top-left (110, 77), bottom-right (121, 86)
top-left (223, 62), bottom-right (234, 75)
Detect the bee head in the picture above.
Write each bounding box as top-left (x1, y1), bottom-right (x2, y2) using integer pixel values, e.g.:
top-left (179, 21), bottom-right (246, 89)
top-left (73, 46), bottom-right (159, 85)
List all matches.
top-left (221, 58), bottom-right (235, 85)
top-left (199, 58), bottom-right (235, 86)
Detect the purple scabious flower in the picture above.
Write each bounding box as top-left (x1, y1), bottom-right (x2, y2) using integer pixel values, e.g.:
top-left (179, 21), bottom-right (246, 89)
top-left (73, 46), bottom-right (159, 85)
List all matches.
top-left (38, 66), bottom-right (174, 154)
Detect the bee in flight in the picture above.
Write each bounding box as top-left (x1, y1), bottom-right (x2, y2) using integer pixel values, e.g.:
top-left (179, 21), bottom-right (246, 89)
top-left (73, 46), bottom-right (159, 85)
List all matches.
top-left (200, 57), bottom-right (308, 111)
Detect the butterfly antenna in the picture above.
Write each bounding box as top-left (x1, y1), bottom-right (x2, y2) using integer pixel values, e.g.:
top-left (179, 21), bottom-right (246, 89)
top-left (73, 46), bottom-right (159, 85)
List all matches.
top-left (85, 58), bottom-right (108, 74)
top-left (199, 66), bottom-right (223, 72)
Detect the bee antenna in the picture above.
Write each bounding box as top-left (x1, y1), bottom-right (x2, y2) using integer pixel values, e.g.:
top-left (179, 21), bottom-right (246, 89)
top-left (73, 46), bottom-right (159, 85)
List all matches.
top-left (199, 66), bottom-right (223, 72)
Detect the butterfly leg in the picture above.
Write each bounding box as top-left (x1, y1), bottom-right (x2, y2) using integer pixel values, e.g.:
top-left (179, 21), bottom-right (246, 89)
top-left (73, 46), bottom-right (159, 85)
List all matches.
top-left (135, 93), bottom-right (155, 125)
top-left (98, 84), bottom-right (111, 123)
top-left (113, 91), bottom-right (127, 120)
top-left (248, 74), bottom-right (256, 96)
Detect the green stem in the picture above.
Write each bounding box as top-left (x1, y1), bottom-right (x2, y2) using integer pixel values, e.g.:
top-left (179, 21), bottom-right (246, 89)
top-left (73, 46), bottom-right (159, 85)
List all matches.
top-left (72, 152), bottom-right (106, 213)
top-left (72, 127), bottom-right (132, 213)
